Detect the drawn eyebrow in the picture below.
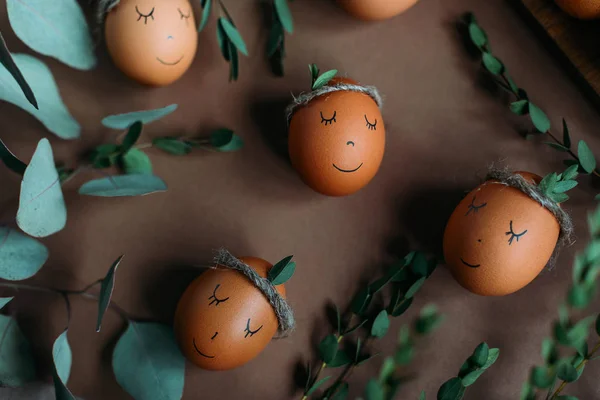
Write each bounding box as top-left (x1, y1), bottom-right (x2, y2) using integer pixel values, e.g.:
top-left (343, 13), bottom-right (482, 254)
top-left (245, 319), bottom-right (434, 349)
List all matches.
top-left (505, 220), bottom-right (528, 245)
top-left (465, 196), bottom-right (487, 216)
top-left (208, 284), bottom-right (229, 306)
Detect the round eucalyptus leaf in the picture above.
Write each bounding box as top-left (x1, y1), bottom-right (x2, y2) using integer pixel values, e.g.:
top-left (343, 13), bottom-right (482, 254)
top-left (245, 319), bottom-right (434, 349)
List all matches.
top-left (481, 52), bottom-right (503, 75)
top-left (102, 104), bottom-right (178, 130)
top-left (0, 54), bottom-right (79, 139)
top-left (557, 362), bottom-right (578, 382)
top-left (528, 102), bottom-right (550, 133)
top-left (0, 227), bottom-right (48, 280)
top-left (364, 379), bottom-right (384, 400)
top-left (578, 140), bottom-right (596, 174)
top-left (371, 310), bottom-right (390, 338)
top-left (52, 330), bottom-right (74, 400)
top-left (122, 149), bottom-right (153, 175)
top-left (531, 366), bottom-right (555, 389)
top-left (437, 377), bottom-right (465, 400)
top-left (17, 139), bottom-right (67, 238)
top-left (0, 315), bottom-right (36, 387)
top-left (471, 342), bottom-right (489, 368)
top-left (318, 334), bottom-right (338, 364)
top-left (7, 0), bottom-right (96, 70)
top-left (79, 175), bottom-right (167, 197)
top-left (113, 322), bottom-right (185, 400)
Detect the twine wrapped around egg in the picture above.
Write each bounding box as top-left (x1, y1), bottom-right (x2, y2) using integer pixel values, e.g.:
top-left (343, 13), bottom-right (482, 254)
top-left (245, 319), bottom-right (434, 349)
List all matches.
top-left (485, 168), bottom-right (574, 268)
top-left (285, 80), bottom-right (383, 125)
top-left (213, 249), bottom-right (295, 337)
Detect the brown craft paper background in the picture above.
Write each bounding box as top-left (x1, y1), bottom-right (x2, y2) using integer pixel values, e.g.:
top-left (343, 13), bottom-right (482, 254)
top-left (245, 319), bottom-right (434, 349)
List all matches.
top-left (1, 0), bottom-right (600, 399)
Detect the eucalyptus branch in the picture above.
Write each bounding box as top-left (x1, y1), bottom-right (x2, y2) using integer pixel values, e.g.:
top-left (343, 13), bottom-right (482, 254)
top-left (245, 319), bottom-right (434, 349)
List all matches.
top-left (550, 340), bottom-right (600, 399)
top-left (464, 13), bottom-right (600, 179)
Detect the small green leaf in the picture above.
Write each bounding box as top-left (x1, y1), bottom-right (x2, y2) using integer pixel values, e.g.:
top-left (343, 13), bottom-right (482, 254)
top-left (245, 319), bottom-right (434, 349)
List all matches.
top-left (97, 255), bottom-right (123, 332)
top-left (378, 356), bottom-right (396, 383)
top-left (0, 227), bottom-right (48, 281)
top-left (437, 377), bottom-right (465, 400)
top-left (371, 310), bottom-right (390, 338)
top-left (122, 148), bottom-right (153, 175)
top-left (554, 180), bottom-right (578, 194)
top-left (350, 287), bottom-right (371, 315)
top-left (365, 379), bottom-right (384, 400)
top-left (419, 390), bottom-right (427, 400)
top-left (538, 172), bottom-right (558, 195)
top-left (0, 297), bottom-right (13, 310)
top-left (79, 175), bottom-right (167, 197)
top-left (90, 143), bottom-right (120, 168)
top-left (219, 18), bottom-right (248, 56)
top-left (331, 382), bottom-right (349, 400)
top-left (472, 343), bottom-right (489, 368)
top-left (531, 366), bottom-right (554, 389)
top-left (102, 104), bottom-right (178, 130)
top-left (562, 119), bottom-right (571, 148)
top-left (344, 318), bottom-right (368, 335)
top-left (520, 382), bottom-right (535, 400)
top-left (391, 297), bottom-right (413, 317)
top-left (274, 0), bottom-right (293, 33)
top-left (228, 41), bottom-right (239, 81)
top-left (482, 52), bottom-right (504, 75)
top-left (468, 21), bottom-right (487, 47)
top-left (216, 20), bottom-right (230, 61)
top-left (550, 192), bottom-right (569, 203)
top-left (312, 69), bottom-right (338, 90)
top-left (545, 142), bottom-right (570, 152)
top-left (327, 349), bottom-right (351, 368)
top-left (318, 334), bottom-right (338, 364)
top-left (578, 140), bottom-right (596, 174)
top-left (306, 376), bottom-right (331, 396)
top-left (153, 137), bottom-right (192, 155)
top-left (52, 330), bottom-right (75, 400)
top-left (267, 257), bottom-right (295, 285)
top-left (394, 344), bottom-right (414, 366)
top-left (198, 0), bottom-right (212, 32)
top-left (529, 102), bottom-right (550, 133)
top-left (266, 19), bottom-right (284, 58)
top-left (17, 139), bottom-right (66, 238)
top-left (541, 338), bottom-right (558, 364)
top-left (121, 121), bottom-right (143, 153)
top-left (510, 100), bottom-right (528, 116)
top-left (405, 277), bottom-right (426, 298)
top-left (562, 164), bottom-right (579, 181)
top-left (411, 252), bottom-right (429, 276)
top-left (210, 129), bottom-right (244, 151)
top-left (0, 138), bottom-right (26, 175)
top-left (557, 362), bottom-right (578, 382)
top-left (483, 348), bottom-right (500, 369)
top-left (567, 316), bottom-right (595, 346)
top-left (0, 32), bottom-right (37, 108)
top-left (461, 369), bottom-right (484, 387)
top-left (568, 285), bottom-right (591, 309)
top-left (309, 63), bottom-right (320, 85)
top-left (0, 315), bottom-right (36, 387)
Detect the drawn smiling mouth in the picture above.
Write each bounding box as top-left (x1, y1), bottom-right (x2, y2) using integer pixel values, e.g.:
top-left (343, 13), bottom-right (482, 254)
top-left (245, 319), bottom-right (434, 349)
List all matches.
top-left (193, 338), bottom-right (215, 359)
top-left (333, 163), bottom-right (363, 173)
top-left (460, 258), bottom-right (481, 269)
top-left (157, 56), bottom-right (184, 66)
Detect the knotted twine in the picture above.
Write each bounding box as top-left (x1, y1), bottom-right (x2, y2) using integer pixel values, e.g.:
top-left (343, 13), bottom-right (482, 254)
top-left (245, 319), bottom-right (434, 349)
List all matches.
top-left (213, 248), bottom-right (295, 337)
top-left (285, 81), bottom-right (383, 125)
top-left (485, 168), bottom-right (574, 268)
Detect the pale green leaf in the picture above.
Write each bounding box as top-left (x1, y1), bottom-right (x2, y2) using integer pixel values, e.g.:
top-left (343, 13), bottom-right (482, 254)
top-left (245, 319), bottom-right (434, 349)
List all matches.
top-left (378, 357), bottom-right (395, 382)
top-left (0, 54), bottom-right (79, 138)
top-left (0, 227), bottom-right (48, 280)
top-left (0, 32), bottom-right (37, 108)
top-left (419, 390), bottom-right (426, 400)
top-left (468, 22), bottom-right (486, 48)
top-left (578, 140), bottom-right (596, 174)
top-left (122, 149), bottom-right (153, 175)
top-left (365, 379), bottom-right (384, 400)
top-left (371, 310), bottom-right (390, 338)
top-left (0, 315), bottom-right (36, 387)
top-left (198, 0), bottom-right (212, 32)
top-left (274, 0), bottom-right (293, 33)
top-left (529, 102), bottom-right (550, 133)
top-left (97, 255), bottom-right (123, 332)
top-left (7, 0), bottom-right (96, 70)
top-left (113, 322), bottom-right (185, 400)
top-left (219, 18), bottom-right (248, 56)
top-left (405, 277), bottom-right (426, 298)
top-left (312, 69), bottom-right (337, 90)
top-left (17, 139), bottom-right (66, 238)
top-left (0, 298), bottom-right (13, 310)
top-left (461, 369), bottom-right (484, 386)
top-left (102, 104), bottom-right (178, 129)
top-left (52, 330), bottom-right (75, 400)
top-left (79, 175), bottom-right (167, 197)
top-left (562, 164), bottom-right (579, 181)
top-left (482, 52), bottom-right (503, 75)
top-left (554, 180), bottom-right (578, 194)
top-left (153, 138), bottom-right (192, 155)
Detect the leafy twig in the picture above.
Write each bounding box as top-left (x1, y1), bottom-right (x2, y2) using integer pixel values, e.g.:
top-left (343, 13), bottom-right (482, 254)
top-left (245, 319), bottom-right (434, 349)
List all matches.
top-left (550, 340), bottom-right (600, 399)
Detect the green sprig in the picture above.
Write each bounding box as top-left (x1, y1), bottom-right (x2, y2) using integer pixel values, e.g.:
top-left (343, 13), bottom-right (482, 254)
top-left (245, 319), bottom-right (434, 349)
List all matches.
top-left (267, 0), bottom-right (294, 76)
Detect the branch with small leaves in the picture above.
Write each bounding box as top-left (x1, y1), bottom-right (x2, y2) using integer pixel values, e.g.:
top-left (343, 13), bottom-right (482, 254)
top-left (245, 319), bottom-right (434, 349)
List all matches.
top-left (300, 251), bottom-right (439, 400)
top-left (464, 13), bottom-right (600, 183)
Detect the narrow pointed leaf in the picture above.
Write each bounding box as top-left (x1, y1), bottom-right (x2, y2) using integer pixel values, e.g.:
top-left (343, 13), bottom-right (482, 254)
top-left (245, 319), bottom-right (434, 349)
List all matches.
top-left (405, 277), bottom-right (426, 298)
top-left (0, 315), bottom-right (36, 387)
top-left (274, 0), bottom-right (293, 33)
top-left (79, 175), bottom-right (167, 197)
top-left (102, 104), bottom-right (178, 129)
top-left (562, 119), bottom-right (571, 148)
top-left (97, 255), bottom-right (124, 332)
top-left (153, 138), bottom-right (191, 155)
top-left (0, 227), bottom-right (48, 280)
top-left (312, 70), bottom-right (337, 90)
top-left (0, 298), bottom-right (13, 310)
top-left (306, 376), bottom-right (331, 396)
top-left (472, 343), bottom-right (489, 368)
top-left (198, 0), bottom-right (212, 31)
top-left (219, 18), bottom-right (248, 56)
top-left (121, 121), bottom-right (143, 153)
top-left (545, 142), bottom-right (570, 152)
top-left (52, 330), bottom-right (74, 400)
top-left (0, 138), bottom-right (26, 175)
top-left (267, 255), bottom-right (294, 284)
top-left (0, 32), bottom-right (37, 108)
top-left (267, 20), bottom-right (284, 58)
top-left (17, 139), bottom-right (66, 238)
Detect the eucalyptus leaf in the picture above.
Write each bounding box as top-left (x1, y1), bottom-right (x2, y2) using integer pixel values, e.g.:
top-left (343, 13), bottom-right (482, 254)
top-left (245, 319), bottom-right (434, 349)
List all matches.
top-left (483, 348), bottom-right (500, 369)
top-left (210, 129), bottom-right (243, 151)
top-left (97, 255), bottom-right (123, 332)
top-left (532, 366), bottom-right (555, 389)
top-left (268, 260), bottom-right (295, 285)
top-left (327, 349), bottom-right (351, 368)
top-left (419, 390), bottom-right (427, 400)
top-left (510, 100), bottom-right (528, 116)
top-left (542, 338), bottom-right (558, 364)
top-left (0, 54), bottom-right (79, 138)
top-left (79, 175), bottom-right (167, 197)
top-left (471, 343), bottom-right (489, 368)
top-left (306, 376), bottom-right (331, 396)
top-left (562, 119), bottom-right (571, 148)
top-left (557, 362), bottom-right (578, 382)
top-left (568, 285), bottom-right (590, 309)
top-left (274, 0), bottom-right (293, 33)
top-left (52, 330), bottom-right (74, 400)
top-left (0, 32), bottom-right (37, 108)
top-left (411, 252), bottom-right (429, 276)
top-left (216, 20), bottom-right (230, 61)
top-left (578, 140), bottom-right (596, 174)
top-left (0, 297), bottom-right (13, 310)
top-left (395, 344), bottom-right (414, 365)
top-left (121, 121), bottom-right (143, 153)
top-left (378, 357), bottom-right (396, 383)
top-left (228, 41), bottom-right (239, 81)
top-left (468, 21), bottom-right (486, 48)
top-left (7, 0), bottom-right (96, 70)
top-left (52, 371), bottom-right (75, 400)
top-left (567, 316), bottom-right (595, 346)
top-left (153, 138), bottom-right (192, 155)
top-left (318, 334), bottom-right (338, 364)
top-left (309, 64), bottom-right (320, 85)
top-left (371, 310), bottom-right (390, 338)
top-left (461, 369), bottom-right (484, 387)
top-left (113, 322), bottom-right (185, 400)
top-left (0, 138), bottom-right (26, 175)
top-left (391, 297), bottom-right (413, 317)
top-left (312, 70), bottom-right (338, 90)
top-left (198, 0), bottom-right (212, 32)
top-left (357, 352), bottom-right (380, 366)
top-left (364, 379), bottom-right (384, 400)
top-left (350, 287), bottom-right (371, 315)
top-left (0, 227), bottom-right (48, 280)
top-left (122, 149), bottom-right (153, 175)
top-left (437, 377), bottom-right (465, 400)
top-left (0, 315), bottom-right (36, 387)
top-left (17, 139), bottom-right (66, 238)
top-left (219, 18), bottom-right (248, 56)
top-left (562, 164), bottom-right (579, 181)
top-left (529, 102), bottom-right (550, 133)
top-left (267, 19), bottom-right (284, 58)
top-left (481, 52), bottom-right (503, 75)
top-left (331, 382), bottom-right (349, 400)
top-left (405, 277), bottom-right (426, 298)
top-left (545, 142), bottom-right (570, 152)
top-left (556, 396), bottom-right (579, 400)
top-left (102, 104), bottom-right (178, 130)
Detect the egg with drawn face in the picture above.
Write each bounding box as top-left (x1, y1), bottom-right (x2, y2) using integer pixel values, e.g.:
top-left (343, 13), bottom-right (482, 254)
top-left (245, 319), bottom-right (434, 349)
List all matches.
top-left (174, 257), bottom-right (285, 370)
top-left (443, 172), bottom-right (561, 296)
top-left (288, 77), bottom-right (386, 197)
top-left (104, 0), bottom-right (198, 86)
top-left (337, 0), bottom-right (420, 21)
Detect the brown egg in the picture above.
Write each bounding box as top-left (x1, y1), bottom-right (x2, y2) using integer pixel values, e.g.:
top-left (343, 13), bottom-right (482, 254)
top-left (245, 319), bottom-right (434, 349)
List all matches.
top-left (174, 257), bottom-right (285, 370)
top-left (288, 77), bottom-right (386, 196)
top-left (443, 172), bottom-right (560, 296)
top-left (337, 0), bottom-right (420, 21)
top-left (104, 0), bottom-right (198, 86)
top-left (555, 0), bottom-right (600, 20)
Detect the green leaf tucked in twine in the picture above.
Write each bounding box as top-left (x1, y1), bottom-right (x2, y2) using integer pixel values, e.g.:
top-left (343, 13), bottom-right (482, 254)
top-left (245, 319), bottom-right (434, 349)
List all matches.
top-left (267, 255), bottom-right (295, 285)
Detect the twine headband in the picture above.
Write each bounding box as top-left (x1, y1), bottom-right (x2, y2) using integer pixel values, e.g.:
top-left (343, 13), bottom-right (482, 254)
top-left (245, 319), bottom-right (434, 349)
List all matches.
top-left (285, 82), bottom-right (383, 125)
top-left (485, 169), bottom-right (574, 268)
top-left (214, 249), bottom-right (295, 337)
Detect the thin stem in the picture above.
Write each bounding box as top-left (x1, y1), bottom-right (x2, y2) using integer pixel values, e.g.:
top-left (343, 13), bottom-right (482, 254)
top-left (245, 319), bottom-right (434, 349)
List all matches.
top-left (134, 143), bottom-right (153, 150)
top-left (550, 340), bottom-right (600, 399)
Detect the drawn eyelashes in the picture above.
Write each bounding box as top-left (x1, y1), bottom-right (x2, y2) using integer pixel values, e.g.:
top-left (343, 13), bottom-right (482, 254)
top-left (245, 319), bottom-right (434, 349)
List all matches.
top-left (244, 318), bottom-right (263, 338)
top-left (506, 221), bottom-right (527, 245)
top-left (178, 8), bottom-right (191, 20)
top-left (364, 115), bottom-right (377, 130)
top-left (465, 196), bottom-right (487, 216)
top-left (320, 111), bottom-right (336, 125)
top-left (136, 6), bottom-right (155, 24)
top-left (208, 284), bottom-right (229, 306)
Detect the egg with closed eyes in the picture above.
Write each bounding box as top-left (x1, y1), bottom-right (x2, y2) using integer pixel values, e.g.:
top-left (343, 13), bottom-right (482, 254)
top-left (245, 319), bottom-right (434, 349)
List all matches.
top-left (174, 257), bottom-right (286, 370)
top-left (443, 172), bottom-right (561, 296)
top-left (337, 0), bottom-right (421, 21)
top-left (104, 0), bottom-right (198, 86)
